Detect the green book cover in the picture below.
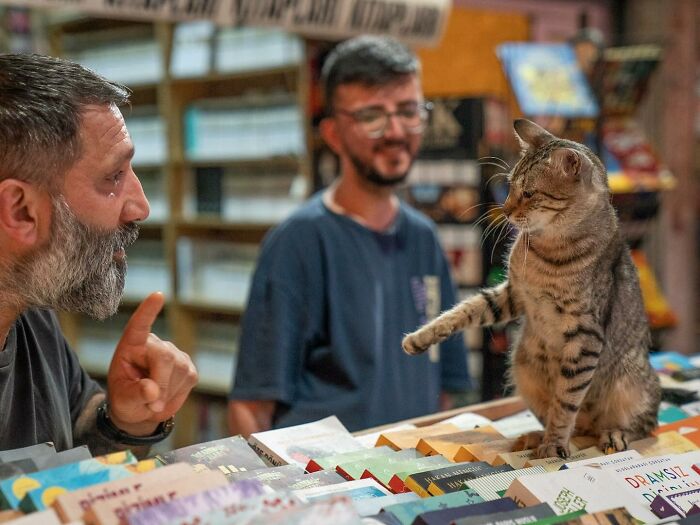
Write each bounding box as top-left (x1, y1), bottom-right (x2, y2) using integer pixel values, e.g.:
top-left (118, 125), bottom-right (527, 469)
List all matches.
top-left (465, 465), bottom-right (547, 501)
top-left (306, 446), bottom-right (395, 472)
top-left (404, 461), bottom-right (493, 497)
top-left (365, 455), bottom-right (450, 486)
top-left (530, 509), bottom-right (587, 525)
top-left (336, 448), bottom-right (424, 480)
top-left (383, 489), bottom-right (485, 525)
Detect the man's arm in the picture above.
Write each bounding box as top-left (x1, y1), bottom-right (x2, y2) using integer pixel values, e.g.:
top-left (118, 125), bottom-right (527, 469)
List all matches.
top-left (228, 400), bottom-right (276, 438)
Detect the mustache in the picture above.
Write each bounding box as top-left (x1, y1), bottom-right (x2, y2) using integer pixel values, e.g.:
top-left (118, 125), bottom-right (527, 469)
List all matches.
top-left (373, 139), bottom-right (410, 152)
top-left (114, 222), bottom-right (140, 251)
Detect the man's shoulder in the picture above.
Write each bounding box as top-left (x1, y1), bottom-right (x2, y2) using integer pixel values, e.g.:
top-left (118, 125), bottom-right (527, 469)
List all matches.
top-left (18, 308), bottom-right (61, 332)
top-left (264, 194), bottom-right (332, 243)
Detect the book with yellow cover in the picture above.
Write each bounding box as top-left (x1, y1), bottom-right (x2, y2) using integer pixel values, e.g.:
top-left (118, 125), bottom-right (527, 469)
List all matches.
top-left (416, 427), bottom-right (505, 460)
top-left (629, 430), bottom-right (698, 456)
top-left (654, 415), bottom-right (700, 446)
top-left (375, 423), bottom-right (460, 451)
top-left (454, 438), bottom-right (520, 465)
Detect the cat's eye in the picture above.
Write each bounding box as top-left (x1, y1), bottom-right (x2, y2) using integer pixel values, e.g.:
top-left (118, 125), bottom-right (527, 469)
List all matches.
top-left (523, 190), bottom-right (534, 198)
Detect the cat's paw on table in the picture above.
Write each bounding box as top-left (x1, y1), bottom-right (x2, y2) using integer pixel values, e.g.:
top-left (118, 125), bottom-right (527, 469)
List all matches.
top-left (536, 441), bottom-right (570, 459)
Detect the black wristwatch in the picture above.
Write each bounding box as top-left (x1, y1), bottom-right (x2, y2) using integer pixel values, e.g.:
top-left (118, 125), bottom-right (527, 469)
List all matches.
top-left (96, 400), bottom-right (175, 446)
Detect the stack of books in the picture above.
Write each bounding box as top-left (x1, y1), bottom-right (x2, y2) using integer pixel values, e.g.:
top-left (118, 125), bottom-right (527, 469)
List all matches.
top-left (5, 352), bottom-right (700, 524)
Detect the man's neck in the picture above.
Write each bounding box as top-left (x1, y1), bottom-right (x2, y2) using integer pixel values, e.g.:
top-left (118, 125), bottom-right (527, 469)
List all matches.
top-left (325, 174), bottom-right (399, 232)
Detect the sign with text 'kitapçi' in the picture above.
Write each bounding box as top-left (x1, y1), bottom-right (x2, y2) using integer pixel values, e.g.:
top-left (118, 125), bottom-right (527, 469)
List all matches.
top-left (0, 0), bottom-right (452, 46)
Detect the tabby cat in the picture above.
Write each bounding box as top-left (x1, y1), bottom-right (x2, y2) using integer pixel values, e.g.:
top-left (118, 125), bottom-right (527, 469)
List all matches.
top-left (402, 119), bottom-right (660, 459)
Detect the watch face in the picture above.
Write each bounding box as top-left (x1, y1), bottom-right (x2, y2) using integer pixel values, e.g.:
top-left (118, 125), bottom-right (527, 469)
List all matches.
top-left (162, 417), bottom-right (176, 433)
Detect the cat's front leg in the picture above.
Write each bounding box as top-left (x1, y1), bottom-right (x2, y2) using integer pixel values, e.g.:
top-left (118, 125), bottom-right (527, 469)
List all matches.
top-left (537, 325), bottom-right (604, 458)
top-left (403, 282), bottom-right (519, 355)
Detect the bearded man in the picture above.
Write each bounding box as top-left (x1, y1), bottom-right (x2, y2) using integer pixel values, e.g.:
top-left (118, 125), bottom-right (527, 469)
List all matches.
top-left (228, 36), bottom-right (472, 436)
top-left (0, 53), bottom-right (197, 453)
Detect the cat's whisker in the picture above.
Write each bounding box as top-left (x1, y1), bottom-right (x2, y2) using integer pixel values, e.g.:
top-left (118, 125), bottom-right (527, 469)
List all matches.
top-left (486, 172), bottom-right (510, 187)
top-left (456, 202), bottom-right (487, 221)
top-left (478, 156), bottom-right (511, 170)
top-left (473, 205), bottom-right (504, 228)
top-left (491, 219), bottom-right (513, 264)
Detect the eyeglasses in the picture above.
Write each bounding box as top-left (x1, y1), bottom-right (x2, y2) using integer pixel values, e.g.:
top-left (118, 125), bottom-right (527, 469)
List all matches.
top-left (335, 101), bottom-right (432, 139)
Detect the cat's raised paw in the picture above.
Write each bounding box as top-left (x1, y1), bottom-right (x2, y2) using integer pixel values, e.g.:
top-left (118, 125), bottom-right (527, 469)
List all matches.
top-left (402, 334), bottom-right (429, 355)
top-left (536, 442), bottom-right (570, 459)
top-left (600, 430), bottom-right (628, 454)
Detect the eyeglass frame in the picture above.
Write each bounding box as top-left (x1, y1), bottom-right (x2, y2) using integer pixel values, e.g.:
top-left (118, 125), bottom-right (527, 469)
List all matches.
top-left (333, 101), bottom-right (433, 139)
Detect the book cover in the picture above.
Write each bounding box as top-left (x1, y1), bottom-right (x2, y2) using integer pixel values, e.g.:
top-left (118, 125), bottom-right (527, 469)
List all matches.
top-left (427, 464), bottom-right (514, 496)
top-left (1, 508), bottom-right (63, 524)
top-left (388, 461), bottom-right (471, 495)
top-left (382, 489), bottom-right (484, 525)
top-left (504, 465), bottom-right (656, 522)
top-left (271, 469), bottom-right (347, 491)
top-left (454, 438), bottom-right (520, 465)
top-left (54, 462), bottom-right (195, 523)
top-left (294, 478), bottom-right (391, 503)
top-left (528, 510), bottom-right (588, 525)
top-left (19, 466), bottom-right (133, 512)
top-left (352, 492), bottom-right (419, 518)
top-left (491, 410), bottom-right (544, 438)
top-left (125, 478), bottom-right (268, 525)
top-left (361, 455), bottom-right (451, 491)
top-left (0, 450), bottom-right (134, 509)
top-left (153, 435), bottom-right (267, 477)
top-left (243, 495), bottom-right (362, 525)
top-left (558, 507), bottom-right (638, 525)
top-left (306, 446), bottom-right (396, 473)
top-left (354, 424), bottom-right (417, 449)
top-left (403, 462), bottom-right (494, 498)
top-left (650, 487), bottom-right (700, 519)
top-left (248, 415), bottom-right (364, 467)
top-left (467, 465), bottom-right (547, 501)
top-left (0, 445), bottom-right (92, 483)
top-left (655, 415), bottom-right (700, 446)
top-left (375, 423), bottom-right (460, 451)
top-left (561, 449), bottom-right (641, 470)
top-left (0, 443), bottom-right (55, 464)
top-left (86, 469), bottom-right (228, 525)
top-left (416, 427), bottom-right (505, 460)
top-left (629, 431), bottom-right (698, 456)
top-left (451, 502), bottom-right (555, 525)
top-left (525, 447), bottom-right (603, 472)
top-left (227, 463), bottom-right (304, 485)
top-left (496, 42), bottom-right (599, 118)
top-left (492, 449), bottom-right (537, 469)
top-left (337, 449), bottom-right (424, 481)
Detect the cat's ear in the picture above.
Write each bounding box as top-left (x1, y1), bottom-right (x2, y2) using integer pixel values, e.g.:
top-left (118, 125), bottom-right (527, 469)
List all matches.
top-left (551, 148), bottom-right (589, 179)
top-left (513, 119), bottom-right (555, 152)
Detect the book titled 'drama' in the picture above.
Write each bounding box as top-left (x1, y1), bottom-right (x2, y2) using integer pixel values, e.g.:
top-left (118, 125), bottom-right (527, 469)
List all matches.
top-left (248, 416), bottom-right (364, 467)
top-left (154, 435), bottom-right (267, 476)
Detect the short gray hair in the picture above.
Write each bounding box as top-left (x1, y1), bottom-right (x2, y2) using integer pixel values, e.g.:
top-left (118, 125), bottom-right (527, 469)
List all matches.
top-left (321, 35), bottom-right (419, 114)
top-left (0, 53), bottom-right (130, 190)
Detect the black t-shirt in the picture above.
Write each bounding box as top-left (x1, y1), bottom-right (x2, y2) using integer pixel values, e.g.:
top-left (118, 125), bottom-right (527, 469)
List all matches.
top-left (0, 308), bottom-right (103, 451)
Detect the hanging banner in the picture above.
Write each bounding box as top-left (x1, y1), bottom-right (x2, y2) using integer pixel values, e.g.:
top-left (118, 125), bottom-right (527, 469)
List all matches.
top-left (0, 0), bottom-right (451, 46)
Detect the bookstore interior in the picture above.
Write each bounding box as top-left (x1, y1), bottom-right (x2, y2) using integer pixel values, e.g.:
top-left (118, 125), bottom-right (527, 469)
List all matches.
top-left (0, 0), bottom-right (698, 523)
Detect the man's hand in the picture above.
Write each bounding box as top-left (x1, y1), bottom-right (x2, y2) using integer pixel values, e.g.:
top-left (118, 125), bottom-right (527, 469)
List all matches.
top-left (107, 292), bottom-right (198, 436)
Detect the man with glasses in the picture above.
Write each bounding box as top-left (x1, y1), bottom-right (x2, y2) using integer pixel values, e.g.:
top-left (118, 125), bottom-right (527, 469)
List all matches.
top-left (228, 36), bottom-right (471, 436)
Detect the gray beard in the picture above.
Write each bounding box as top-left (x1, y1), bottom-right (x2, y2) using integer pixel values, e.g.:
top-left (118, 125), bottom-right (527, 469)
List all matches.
top-left (7, 196), bottom-right (139, 320)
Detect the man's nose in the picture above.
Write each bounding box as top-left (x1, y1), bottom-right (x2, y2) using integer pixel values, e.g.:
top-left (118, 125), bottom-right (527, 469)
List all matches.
top-left (383, 113), bottom-right (407, 139)
top-left (120, 169), bottom-right (150, 224)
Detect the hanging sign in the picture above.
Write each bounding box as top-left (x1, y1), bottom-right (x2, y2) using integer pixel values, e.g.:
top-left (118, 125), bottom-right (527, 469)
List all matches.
top-left (0, 0), bottom-right (451, 46)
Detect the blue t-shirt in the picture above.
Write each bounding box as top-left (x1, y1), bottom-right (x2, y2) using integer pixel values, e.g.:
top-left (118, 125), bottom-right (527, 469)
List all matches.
top-left (229, 194), bottom-right (470, 431)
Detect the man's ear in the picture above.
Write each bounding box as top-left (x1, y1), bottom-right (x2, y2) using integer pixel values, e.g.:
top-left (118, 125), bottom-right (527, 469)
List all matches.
top-left (0, 179), bottom-right (48, 247)
top-left (319, 117), bottom-right (343, 155)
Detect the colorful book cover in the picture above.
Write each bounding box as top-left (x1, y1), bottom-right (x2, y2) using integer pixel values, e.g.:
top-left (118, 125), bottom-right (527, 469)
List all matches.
top-left (352, 492), bottom-right (419, 518)
top-left (154, 435), bottom-right (267, 476)
top-left (427, 464), bottom-right (514, 496)
top-left (416, 427), bottom-right (505, 460)
top-left (375, 423), bottom-right (460, 451)
top-left (294, 478), bottom-right (391, 503)
top-left (0, 450), bottom-right (134, 509)
top-left (354, 423), bottom-right (416, 449)
top-left (126, 478), bottom-right (268, 525)
top-left (467, 465), bottom-right (547, 501)
top-left (19, 466), bottom-right (133, 512)
top-left (243, 495), bottom-right (361, 525)
top-left (248, 416), bottom-right (364, 467)
top-left (659, 405), bottom-right (692, 424)
top-left (382, 489), bottom-right (484, 525)
top-left (0, 443), bottom-right (55, 464)
top-left (629, 430), bottom-right (698, 456)
top-left (525, 447), bottom-right (603, 472)
top-left (452, 502), bottom-right (555, 525)
top-left (557, 507), bottom-right (638, 525)
top-left (388, 461), bottom-right (469, 495)
top-left (496, 42), bottom-right (599, 118)
top-left (362, 455), bottom-right (451, 490)
top-left (529, 510), bottom-right (588, 525)
top-left (650, 351), bottom-right (694, 374)
top-left (271, 469), bottom-right (347, 491)
top-left (655, 415), bottom-right (700, 446)
top-left (0, 445), bottom-right (92, 483)
top-left (403, 461), bottom-right (493, 498)
top-left (650, 488), bottom-right (700, 519)
top-left (306, 446), bottom-right (396, 473)
top-left (336, 449), bottom-right (424, 481)
top-left (454, 438), bottom-right (520, 464)
top-left (227, 463), bottom-right (304, 484)
top-left (53, 462), bottom-right (194, 523)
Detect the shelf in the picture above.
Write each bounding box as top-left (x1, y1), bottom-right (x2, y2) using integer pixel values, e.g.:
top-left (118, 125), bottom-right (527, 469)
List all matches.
top-left (175, 300), bottom-right (244, 319)
top-left (175, 221), bottom-right (272, 243)
top-left (183, 155), bottom-right (303, 172)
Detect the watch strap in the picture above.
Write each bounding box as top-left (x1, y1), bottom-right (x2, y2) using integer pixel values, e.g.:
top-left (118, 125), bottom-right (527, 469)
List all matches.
top-left (96, 400), bottom-right (174, 446)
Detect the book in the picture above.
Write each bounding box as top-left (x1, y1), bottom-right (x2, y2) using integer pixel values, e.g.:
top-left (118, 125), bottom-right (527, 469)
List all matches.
top-left (0, 443), bottom-right (55, 464)
top-left (0, 445), bottom-right (92, 482)
top-left (54, 462), bottom-right (195, 523)
top-left (504, 465), bottom-right (657, 522)
top-left (492, 449), bottom-right (538, 469)
top-left (337, 449), bottom-right (424, 481)
top-left (496, 42), bottom-right (599, 118)
top-left (1, 508), bottom-right (63, 524)
top-left (354, 424), bottom-right (417, 449)
top-left (557, 507), bottom-right (638, 525)
top-left (226, 463), bottom-right (305, 484)
top-left (243, 495), bottom-right (361, 525)
top-left (271, 469), bottom-right (347, 491)
top-left (453, 438), bottom-right (520, 465)
top-left (451, 502), bottom-right (555, 525)
top-left (416, 427), bottom-right (505, 460)
top-left (491, 410), bottom-right (544, 438)
top-left (248, 415), bottom-right (364, 467)
top-left (294, 478), bottom-right (391, 503)
top-left (427, 464), bottom-right (514, 496)
top-left (381, 489), bottom-right (484, 525)
top-left (352, 492), bottom-right (420, 517)
top-left (466, 465), bottom-right (547, 501)
top-left (525, 447), bottom-right (603, 472)
top-left (0, 450), bottom-right (134, 509)
top-left (651, 487), bottom-right (700, 519)
top-left (403, 462), bottom-right (494, 498)
top-left (86, 469), bottom-right (228, 525)
top-left (306, 446), bottom-right (396, 473)
top-left (125, 478), bottom-right (268, 525)
top-left (153, 435), bottom-right (267, 477)
top-left (528, 510), bottom-right (587, 525)
top-left (362, 455), bottom-right (451, 491)
top-left (375, 423), bottom-right (461, 451)
top-left (560, 449), bottom-right (641, 470)
top-left (629, 430), bottom-right (698, 456)
top-left (655, 415), bottom-right (700, 446)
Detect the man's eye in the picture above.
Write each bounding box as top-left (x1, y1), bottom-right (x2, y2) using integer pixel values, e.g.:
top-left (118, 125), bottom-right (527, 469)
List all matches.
top-left (108, 172), bottom-right (123, 184)
top-left (355, 110), bottom-right (384, 123)
top-left (397, 108), bottom-right (418, 119)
